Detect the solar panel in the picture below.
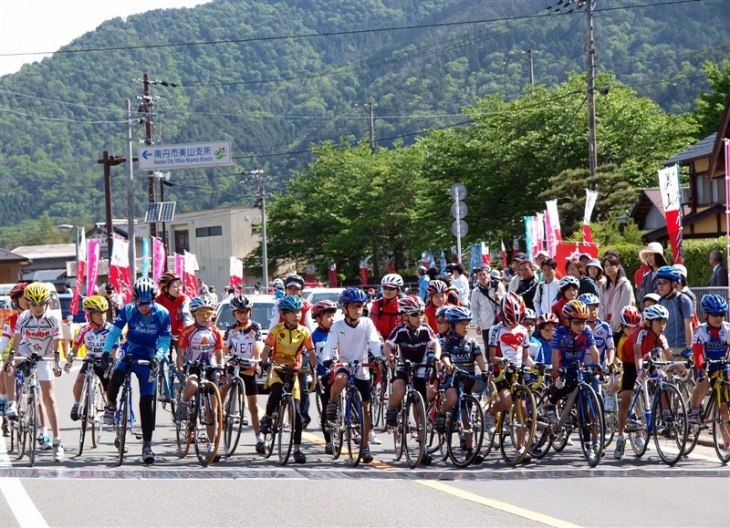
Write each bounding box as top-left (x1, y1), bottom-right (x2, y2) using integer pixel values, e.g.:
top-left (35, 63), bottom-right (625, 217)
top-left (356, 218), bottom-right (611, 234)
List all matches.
top-left (144, 202), bottom-right (176, 223)
top-left (159, 201), bottom-right (176, 222)
top-left (144, 203), bottom-right (161, 223)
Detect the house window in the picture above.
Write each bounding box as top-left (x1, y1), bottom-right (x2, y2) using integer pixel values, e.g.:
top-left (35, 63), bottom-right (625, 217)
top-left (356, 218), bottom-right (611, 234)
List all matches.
top-left (174, 229), bottom-right (190, 252)
top-left (196, 225), bottom-right (222, 238)
top-left (695, 173), bottom-right (727, 206)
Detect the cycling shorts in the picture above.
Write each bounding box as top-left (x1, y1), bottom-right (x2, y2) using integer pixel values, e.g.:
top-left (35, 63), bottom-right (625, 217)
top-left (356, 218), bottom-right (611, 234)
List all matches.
top-left (621, 362), bottom-right (637, 392)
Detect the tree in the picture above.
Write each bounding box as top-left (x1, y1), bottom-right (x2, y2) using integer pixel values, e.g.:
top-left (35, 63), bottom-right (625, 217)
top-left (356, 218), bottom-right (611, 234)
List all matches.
top-left (693, 60), bottom-right (730, 138)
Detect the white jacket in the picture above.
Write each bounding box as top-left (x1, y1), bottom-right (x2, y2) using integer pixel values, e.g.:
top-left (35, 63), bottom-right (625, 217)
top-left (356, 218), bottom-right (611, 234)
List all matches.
top-left (470, 283), bottom-right (505, 330)
top-left (533, 279), bottom-right (560, 316)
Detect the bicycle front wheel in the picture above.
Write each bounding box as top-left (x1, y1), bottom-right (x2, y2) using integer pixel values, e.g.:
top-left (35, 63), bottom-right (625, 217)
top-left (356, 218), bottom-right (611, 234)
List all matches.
top-left (403, 390), bottom-right (426, 469)
top-left (77, 378), bottom-right (90, 456)
top-left (652, 383), bottom-right (687, 466)
top-left (223, 378), bottom-right (245, 457)
top-left (193, 381), bottom-right (222, 466)
top-left (277, 397), bottom-right (295, 465)
top-left (481, 382), bottom-right (500, 458)
top-left (90, 376), bottom-right (106, 448)
top-left (447, 395), bottom-right (484, 468)
top-left (346, 390), bottom-right (364, 467)
top-left (529, 391), bottom-right (552, 460)
top-left (499, 384), bottom-right (536, 467)
top-left (116, 388), bottom-right (129, 467)
top-left (577, 384), bottom-right (604, 468)
top-left (627, 388), bottom-right (649, 458)
top-left (426, 399), bottom-right (446, 458)
top-left (328, 396), bottom-right (344, 459)
top-left (711, 388), bottom-right (730, 464)
top-left (28, 388), bottom-right (39, 467)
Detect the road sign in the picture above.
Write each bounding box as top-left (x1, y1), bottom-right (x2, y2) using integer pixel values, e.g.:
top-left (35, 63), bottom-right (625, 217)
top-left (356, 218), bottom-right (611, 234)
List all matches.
top-left (138, 141), bottom-right (232, 170)
top-left (451, 201), bottom-right (467, 219)
top-left (449, 183), bottom-right (467, 200)
top-left (451, 220), bottom-right (468, 237)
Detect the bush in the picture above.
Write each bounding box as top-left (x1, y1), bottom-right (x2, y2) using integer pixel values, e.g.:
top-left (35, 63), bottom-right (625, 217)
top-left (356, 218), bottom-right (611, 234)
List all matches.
top-left (677, 237), bottom-right (727, 287)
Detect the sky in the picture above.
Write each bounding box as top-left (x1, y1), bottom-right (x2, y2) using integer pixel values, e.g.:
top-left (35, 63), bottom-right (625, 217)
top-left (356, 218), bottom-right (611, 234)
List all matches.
top-left (0, 1), bottom-right (213, 77)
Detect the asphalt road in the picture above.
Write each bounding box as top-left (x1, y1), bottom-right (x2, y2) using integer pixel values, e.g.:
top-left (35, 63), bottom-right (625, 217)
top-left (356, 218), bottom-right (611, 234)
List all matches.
top-left (0, 364), bottom-right (728, 528)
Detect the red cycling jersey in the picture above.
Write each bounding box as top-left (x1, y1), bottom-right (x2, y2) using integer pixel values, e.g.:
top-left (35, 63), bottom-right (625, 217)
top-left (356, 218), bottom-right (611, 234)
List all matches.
top-left (370, 296), bottom-right (402, 339)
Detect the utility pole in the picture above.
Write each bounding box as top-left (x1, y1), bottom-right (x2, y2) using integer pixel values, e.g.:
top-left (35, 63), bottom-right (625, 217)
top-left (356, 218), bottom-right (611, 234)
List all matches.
top-left (242, 169), bottom-right (268, 288)
top-left (97, 151), bottom-right (127, 260)
top-left (139, 73), bottom-right (157, 238)
top-left (507, 49), bottom-right (537, 90)
top-left (584, 0), bottom-right (598, 177)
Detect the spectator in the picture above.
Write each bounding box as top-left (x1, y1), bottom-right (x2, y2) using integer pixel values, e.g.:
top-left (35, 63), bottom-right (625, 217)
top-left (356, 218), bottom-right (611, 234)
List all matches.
top-left (566, 259), bottom-right (599, 297)
top-left (534, 258), bottom-right (559, 317)
top-left (534, 250), bottom-right (549, 282)
top-left (426, 267), bottom-right (439, 281)
top-left (207, 285), bottom-right (218, 304)
top-left (636, 242), bottom-right (667, 303)
top-left (599, 253), bottom-right (635, 335)
top-left (551, 276), bottom-right (580, 325)
top-left (586, 258), bottom-right (606, 289)
top-left (470, 266), bottom-right (504, 351)
top-left (450, 263), bottom-right (471, 307)
top-left (515, 260), bottom-right (539, 311)
top-left (708, 249), bottom-right (728, 287)
top-left (656, 266), bottom-right (694, 356)
top-left (417, 266), bottom-right (430, 301)
top-left (508, 253), bottom-right (528, 293)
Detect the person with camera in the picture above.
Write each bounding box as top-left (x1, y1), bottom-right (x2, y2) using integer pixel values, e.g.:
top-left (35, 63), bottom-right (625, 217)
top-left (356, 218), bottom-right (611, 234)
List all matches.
top-left (470, 266), bottom-right (505, 352)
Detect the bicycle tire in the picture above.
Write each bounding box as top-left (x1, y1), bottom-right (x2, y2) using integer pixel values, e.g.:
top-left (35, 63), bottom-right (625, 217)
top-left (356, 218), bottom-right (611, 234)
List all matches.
top-left (481, 383), bottom-right (500, 458)
top-left (28, 388), bottom-right (38, 467)
top-left (263, 410), bottom-right (277, 459)
top-left (425, 399), bottom-right (446, 457)
top-left (578, 384), bottom-right (604, 468)
top-left (194, 381), bottom-right (223, 466)
top-left (346, 390), bottom-right (364, 467)
top-left (711, 387), bottom-right (730, 464)
top-left (529, 391), bottom-right (552, 459)
top-left (601, 389), bottom-right (618, 449)
top-left (116, 387), bottom-right (129, 467)
top-left (77, 377), bottom-right (89, 456)
top-left (223, 378), bottom-right (245, 457)
top-left (277, 396), bottom-right (295, 465)
top-left (652, 383), bottom-right (687, 466)
top-left (392, 402), bottom-right (404, 461)
top-left (499, 384), bottom-right (536, 467)
top-left (678, 378), bottom-right (695, 404)
top-left (14, 398), bottom-right (27, 460)
top-left (328, 395), bottom-right (344, 459)
top-left (91, 376), bottom-right (106, 449)
top-left (175, 388), bottom-right (192, 458)
top-left (447, 395), bottom-right (484, 468)
top-left (403, 390), bottom-right (426, 469)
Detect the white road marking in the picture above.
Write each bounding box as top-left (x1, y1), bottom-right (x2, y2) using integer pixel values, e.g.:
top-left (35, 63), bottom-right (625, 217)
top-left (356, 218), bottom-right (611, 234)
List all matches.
top-left (0, 437), bottom-right (50, 528)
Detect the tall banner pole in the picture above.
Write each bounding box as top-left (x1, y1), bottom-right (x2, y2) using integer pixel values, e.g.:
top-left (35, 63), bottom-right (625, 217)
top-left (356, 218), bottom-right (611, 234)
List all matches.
top-left (725, 139), bottom-right (730, 294)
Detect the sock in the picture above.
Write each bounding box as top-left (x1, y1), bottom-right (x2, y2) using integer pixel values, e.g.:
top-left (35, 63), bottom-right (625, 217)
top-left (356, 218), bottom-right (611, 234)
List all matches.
top-left (256, 433), bottom-right (263, 442)
top-left (53, 437), bottom-right (61, 445)
top-left (73, 399), bottom-right (79, 405)
top-left (41, 427), bottom-right (48, 437)
top-left (0, 394), bottom-right (7, 402)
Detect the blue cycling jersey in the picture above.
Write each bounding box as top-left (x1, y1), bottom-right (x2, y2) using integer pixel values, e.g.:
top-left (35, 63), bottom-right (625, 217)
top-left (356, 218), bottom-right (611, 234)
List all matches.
top-left (103, 302), bottom-right (171, 359)
top-left (551, 325), bottom-right (596, 367)
top-left (588, 319), bottom-right (614, 365)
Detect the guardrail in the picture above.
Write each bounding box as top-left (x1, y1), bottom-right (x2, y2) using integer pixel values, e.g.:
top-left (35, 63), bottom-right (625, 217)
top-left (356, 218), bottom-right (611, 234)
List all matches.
top-left (687, 286), bottom-right (729, 324)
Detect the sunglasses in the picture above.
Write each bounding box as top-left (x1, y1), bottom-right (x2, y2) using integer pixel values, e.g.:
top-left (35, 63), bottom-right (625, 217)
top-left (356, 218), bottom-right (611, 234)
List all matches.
top-left (382, 286), bottom-right (397, 291)
top-left (136, 301), bottom-right (152, 306)
top-left (656, 279), bottom-right (671, 286)
top-left (30, 301), bottom-right (48, 307)
top-left (707, 312), bottom-right (726, 317)
top-left (408, 312), bottom-right (424, 317)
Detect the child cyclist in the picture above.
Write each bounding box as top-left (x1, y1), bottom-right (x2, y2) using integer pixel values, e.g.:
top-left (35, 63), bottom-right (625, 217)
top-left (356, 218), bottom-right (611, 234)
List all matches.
top-left (370, 274), bottom-right (405, 340)
top-left (384, 295), bottom-right (441, 465)
top-left (260, 295), bottom-right (315, 464)
top-left (65, 296), bottom-right (119, 421)
top-left (323, 288), bottom-right (384, 464)
top-left (688, 294), bottom-right (730, 453)
top-left (0, 282), bottom-right (29, 427)
top-left (613, 304), bottom-right (670, 459)
top-left (424, 280), bottom-right (451, 334)
top-left (6, 283), bottom-right (65, 462)
top-left (535, 312), bottom-right (560, 365)
top-left (310, 300), bottom-right (339, 454)
top-left (434, 306), bottom-right (489, 465)
top-left (220, 294), bottom-right (265, 454)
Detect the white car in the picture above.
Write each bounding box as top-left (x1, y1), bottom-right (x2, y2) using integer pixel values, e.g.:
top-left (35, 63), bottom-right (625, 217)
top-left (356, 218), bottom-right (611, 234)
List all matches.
top-left (304, 287), bottom-right (345, 307)
top-left (213, 294), bottom-right (277, 337)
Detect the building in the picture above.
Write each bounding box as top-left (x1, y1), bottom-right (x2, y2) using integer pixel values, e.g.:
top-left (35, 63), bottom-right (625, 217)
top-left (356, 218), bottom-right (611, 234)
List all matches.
top-left (11, 244), bottom-right (75, 289)
top-left (0, 248), bottom-right (30, 283)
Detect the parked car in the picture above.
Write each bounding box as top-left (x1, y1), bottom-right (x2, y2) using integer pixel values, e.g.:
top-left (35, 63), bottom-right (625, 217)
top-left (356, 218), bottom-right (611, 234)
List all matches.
top-left (303, 287), bottom-right (345, 307)
top-left (0, 295), bottom-right (10, 309)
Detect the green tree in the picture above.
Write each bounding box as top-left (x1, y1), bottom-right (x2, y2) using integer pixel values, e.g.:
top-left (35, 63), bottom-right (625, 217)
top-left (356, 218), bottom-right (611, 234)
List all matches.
top-left (693, 60), bottom-right (730, 138)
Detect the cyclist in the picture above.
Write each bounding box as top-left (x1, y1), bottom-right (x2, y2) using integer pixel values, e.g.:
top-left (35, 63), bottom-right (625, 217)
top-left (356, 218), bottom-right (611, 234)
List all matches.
top-left (65, 296), bottom-right (119, 421)
top-left (655, 265), bottom-right (695, 358)
top-left (323, 288), bottom-right (384, 464)
top-left (688, 294), bottom-right (730, 447)
top-left (0, 282), bottom-right (28, 424)
top-left (612, 306), bottom-right (642, 401)
top-left (384, 295), bottom-right (441, 465)
top-left (310, 300), bottom-right (339, 454)
top-left (370, 274), bottom-right (404, 340)
top-left (434, 306), bottom-right (489, 464)
top-left (434, 306), bottom-right (451, 344)
top-left (523, 308), bottom-right (543, 364)
top-left (260, 295), bottom-right (314, 464)
top-left (221, 294), bottom-right (266, 454)
top-left (424, 279), bottom-right (451, 334)
top-left (6, 283), bottom-right (65, 462)
top-left (102, 277), bottom-right (172, 465)
top-left (155, 271), bottom-right (193, 358)
top-left (535, 312), bottom-right (560, 365)
top-left (551, 276), bottom-right (580, 326)
top-left (613, 304), bottom-right (670, 459)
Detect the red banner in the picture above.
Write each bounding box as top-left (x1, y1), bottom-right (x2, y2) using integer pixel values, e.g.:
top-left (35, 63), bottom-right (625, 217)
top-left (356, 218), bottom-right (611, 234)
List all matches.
top-left (555, 243), bottom-right (598, 276)
top-left (658, 165), bottom-right (684, 264)
top-left (328, 263), bottom-right (338, 287)
top-left (69, 260), bottom-right (86, 317)
top-left (582, 224), bottom-right (594, 245)
top-left (109, 264), bottom-right (132, 304)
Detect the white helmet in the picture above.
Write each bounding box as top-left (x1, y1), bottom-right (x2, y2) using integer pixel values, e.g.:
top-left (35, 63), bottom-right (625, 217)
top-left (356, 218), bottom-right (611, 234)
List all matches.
top-left (381, 274), bottom-right (404, 289)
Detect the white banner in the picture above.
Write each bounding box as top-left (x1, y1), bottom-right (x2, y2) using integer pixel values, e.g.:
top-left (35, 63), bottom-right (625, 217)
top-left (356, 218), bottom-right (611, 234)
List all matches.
top-left (583, 189), bottom-right (598, 225)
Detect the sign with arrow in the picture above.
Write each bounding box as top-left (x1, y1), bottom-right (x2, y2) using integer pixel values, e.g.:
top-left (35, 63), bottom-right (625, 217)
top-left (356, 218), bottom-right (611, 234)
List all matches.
top-left (138, 141), bottom-right (232, 170)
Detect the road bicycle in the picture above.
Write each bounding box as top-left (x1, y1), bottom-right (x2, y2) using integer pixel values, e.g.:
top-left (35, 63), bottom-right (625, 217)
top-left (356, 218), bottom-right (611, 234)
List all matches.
top-left (370, 359), bottom-right (389, 430)
top-left (222, 356), bottom-right (258, 456)
top-left (444, 367), bottom-right (485, 467)
top-left (156, 352), bottom-right (181, 422)
top-left (261, 363), bottom-right (306, 465)
top-left (75, 356), bottom-right (108, 456)
top-left (114, 356), bottom-right (147, 466)
top-left (391, 359), bottom-right (427, 469)
top-left (8, 353), bottom-right (44, 466)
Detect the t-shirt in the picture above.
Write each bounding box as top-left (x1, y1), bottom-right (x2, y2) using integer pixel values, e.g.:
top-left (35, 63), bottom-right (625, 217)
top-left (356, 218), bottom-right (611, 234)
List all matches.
top-left (73, 322), bottom-right (118, 358)
top-left (265, 322), bottom-right (314, 367)
top-left (179, 323), bottom-right (224, 364)
top-left (487, 322), bottom-right (529, 366)
top-left (587, 320), bottom-right (614, 365)
top-left (14, 310), bottom-right (62, 358)
top-left (622, 327), bottom-right (668, 364)
top-left (441, 334), bottom-right (482, 375)
top-left (322, 318), bottom-right (382, 380)
top-left (551, 325), bottom-right (596, 368)
top-left (658, 293), bottom-right (694, 348)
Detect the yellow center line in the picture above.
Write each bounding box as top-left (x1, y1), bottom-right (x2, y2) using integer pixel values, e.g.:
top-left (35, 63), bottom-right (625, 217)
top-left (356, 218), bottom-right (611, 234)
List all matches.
top-left (418, 481), bottom-right (583, 528)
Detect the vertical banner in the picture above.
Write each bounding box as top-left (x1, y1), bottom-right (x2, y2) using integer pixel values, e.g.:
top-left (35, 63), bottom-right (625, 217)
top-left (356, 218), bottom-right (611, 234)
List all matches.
top-left (725, 140), bottom-right (730, 292)
top-left (229, 257), bottom-right (243, 289)
top-left (469, 244), bottom-right (478, 273)
top-left (183, 251), bottom-right (199, 297)
top-left (328, 262), bottom-right (338, 287)
top-left (359, 257), bottom-right (369, 286)
top-left (481, 243), bottom-right (491, 267)
top-left (69, 228), bottom-right (87, 316)
top-left (536, 213), bottom-right (545, 254)
top-left (152, 238), bottom-right (166, 285)
top-left (109, 238), bottom-right (132, 304)
top-left (141, 238), bottom-right (150, 277)
top-left (438, 249), bottom-right (447, 275)
top-left (546, 199), bottom-right (562, 242)
top-left (524, 217), bottom-right (534, 261)
top-left (658, 164), bottom-right (684, 264)
top-left (174, 254), bottom-right (185, 280)
top-left (501, 239), bottom-right (507, 269)
top-left (427, 250), bottom-right (436, 270)
top-left (544, 208), bottom-right (555, 258)
top-left (305, 264), bottom-right (316, 284)
top-left (583, 189), bottom-right (598, 245)
top-left (86, 239), bottom-right (101, 297)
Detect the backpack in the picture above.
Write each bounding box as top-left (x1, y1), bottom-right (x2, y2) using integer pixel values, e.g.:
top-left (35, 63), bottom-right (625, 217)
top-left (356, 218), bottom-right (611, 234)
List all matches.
top-left (676, 291), bottom-right (699, 329)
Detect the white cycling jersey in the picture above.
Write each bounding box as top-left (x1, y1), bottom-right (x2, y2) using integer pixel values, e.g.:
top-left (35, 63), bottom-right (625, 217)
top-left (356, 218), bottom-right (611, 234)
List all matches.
top-left (14, 310), bottom-right (61, 358)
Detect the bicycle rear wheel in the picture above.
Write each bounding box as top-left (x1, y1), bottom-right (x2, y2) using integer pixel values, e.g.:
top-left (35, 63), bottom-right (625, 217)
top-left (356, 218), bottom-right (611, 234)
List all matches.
top-left (403, 391), bottom-right (426, 468)
top-left (372, 373), bottom-right (387, 429)
top-left (223, 378), bottom-right (245, 457)
top-left (277, 397), bottom-right (295, 465)
top-left (578, 385), bottom-right (604, 467)
top-left (91, 377), bottom-right (106, 448)
top-left (194, 381), bottom-right (223, 466)
top-left (28, 388), bottom-right (38, 467)
top-left (393, 402), bottom-right (404, 461)
top-left (529, 391), bottom-right (552, 459)
top-left (481, 384), bottom-right (500, 458)
top-left (627, 388), bottom-right (649, 458)
top-left (77, 378), bottom-right (89, 456)
top-left (652, 383), bottom-right (687, 466)
top-left (499, 384), bottom-right (536, 467)
top-left (447, 395), bottom-right (484, 468)
top-left (116, 388), bottom-right (129, 467)
top-left (710, 391), bottom-right (730, 464)
top-left (346, 391), bottom-right (364, 467)
top-left (175, 390), bottom-right (192, 458)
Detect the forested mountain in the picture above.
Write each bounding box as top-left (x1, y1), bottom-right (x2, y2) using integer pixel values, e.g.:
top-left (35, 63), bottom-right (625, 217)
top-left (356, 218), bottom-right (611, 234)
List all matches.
top-left (0, 0), bottom-right (727, 242)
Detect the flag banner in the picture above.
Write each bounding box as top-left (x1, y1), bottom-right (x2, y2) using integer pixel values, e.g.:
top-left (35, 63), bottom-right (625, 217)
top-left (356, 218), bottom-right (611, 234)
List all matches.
top-left (531, 215), bottom-right (540, 257)
top-left (359, 257), bottom-right (369, 286)
top-left (69, 260), bottom-right (86, 317)
top-left (229, 257), bottom-right (243, 289)
top-left (555, 242), bottom-right (598, 274)
top-left (658, 165), bottom-right (684, 264)
top-left (427, 250), bottom-right (436, 270)
top-left (86, 239), bottom-right (101, 297)
top-left (469, 244), bottom-right (479, 273)
top-left (174, 254), bottom-right (185, 280)
top-left (524, 217), bottom-right (534, 261)
top-left (501, 239), bottom-right (507, 269)
top-left (546, 199), bottom-right (562, 242)
top-left (545, 208), bottom-right (555, 258)
top-left (328, 262), bottom-right (338, 287)
top-left (481, 243), bottom-right (491, 267)
top-left (583, 189), bottom-right (598, 245)
top-left (439, 249), bottom-right (447, 275)
top-left (536, 213), bottom-right (545, 253)
top-left (110, 239), bottom-right (132, 304)
top-left (183, 251), bottom-right (198, 297)
top-left (152, 238), bottom-right (166, 285)
top-left (305, 264), bottom-right (316, 283)
top-left (141, 238), bottom-right (150, 277)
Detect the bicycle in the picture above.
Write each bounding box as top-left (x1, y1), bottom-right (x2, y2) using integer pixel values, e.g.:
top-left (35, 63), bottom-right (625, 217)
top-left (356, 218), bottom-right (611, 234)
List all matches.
top-left (261, 363), bottom-right (304, 465)
top-left (156, 352), bottom-right (181, 421)
top-left (370, 359), bottom-right (389, 430)
top-left (425, 367), bottom-right (448, 461)
top-left (8, 353), bottom-right (43, 466)
top-left (624, 355), bottom-right (689, 465)
top-left (444, 367), bottom-right (485, 467)
top-left (175, 361), bottom-right (224, 466)
top-left (222, 356), bottom-right (257, 457)
top-left (75, 356), bottom-right (108, 457)
top-left (683, 358), bottom-right (730, 464)
top-left (113, 356), bottom-right (149, 466)
top-left (391, 359), bottom-right (427, 469)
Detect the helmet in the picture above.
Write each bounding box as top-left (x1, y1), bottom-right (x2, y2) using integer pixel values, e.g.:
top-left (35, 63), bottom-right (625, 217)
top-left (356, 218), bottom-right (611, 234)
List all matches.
top-left (272, 278), bottom-right (285, 290)
top-left (558, 276), bottom-right (580, 291)
top-left (701, 294), bottom-right (728, 316)
top-left (562, 300), bottom-right (588, 321)
top-left (398, 295), bottom-right (425, 315)
top-left (339, 287), bottom-right (368, 305)
top-left (523, 308), bottom-right (537, 321)
top-left (82, 295), bottom-right (109, 313)
top-left (427, 280), bottom-right (448, 295)
top-left (132, 277), bottom-right (158, 303)
top-left (445, 306), bottom-right (472, 323)
top-left (643, 304), bottom-right (669, 321)
top-left (158, 271), bottom-right (181, 287)
top-left (435, 306), bottom-right (450, 319)
top-left (643, 293), bottom-right (661, 304)
top-left (620, 306), bottom-right (642, 327)
top-left (9, 282), bottom-right (28, 301)
top-left (229, 294), bottom-right (253, 311)
top-left (23, 283), bottom-right (51, 305)
top-left (537, 313), bottom-right (559, 326)
top-left (381, 274), bottom-right (404, 289)
top-left (311, 300), bottom-right (338, 318)
top-left (190, 295), bottom-right (216, 313)
top-left (284, 274), bottom-right (305, 290)
top-left (500, 292), bottom-right (526, 326)
top-left (656, 265), bottom-right (681, 283)
top-left (278, 295), bottom-right (304, 313)
top-left (577, 293), bottom-right (600, 306)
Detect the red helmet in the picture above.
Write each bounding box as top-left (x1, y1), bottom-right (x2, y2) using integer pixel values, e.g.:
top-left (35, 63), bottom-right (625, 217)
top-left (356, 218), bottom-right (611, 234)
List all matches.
top-left (9, 282), bottom-right (28, 301)
top-left (620, 305), bottom-right (642, 327)
top-left (158, 271), bottom-right (181, 287)
top-left (311, 300), bottom-right (337, 318)
top-left (537, 312), bottom-right (559, 326)
top-left (398, 295), bottom-right (425, 315)
top-left (500, 292), bottom-right (526, 326)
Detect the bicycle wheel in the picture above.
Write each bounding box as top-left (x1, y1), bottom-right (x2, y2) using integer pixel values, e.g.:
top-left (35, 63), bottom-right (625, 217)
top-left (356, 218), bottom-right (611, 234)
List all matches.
top-left (425, 399), bottom-right (446, 458)
top-left (328, 395), bottom-right (344, 459)
top-left (678, 378), bottom-right (695, 404)
top-left (346, 390), bottom-right (364, 467)
top-left (194, 381), bottom-right (223, 466)
top-left (372, 373), bottom-right (387, 429)
top-left (711, 390), bottom-right (730, 464)
top-left (626, 387), bottom-right (649, 457)
top-left (481, 384), bottom-right (500, 458)
top-left (652, 383), bottom-right (687, 466)
top-left (601, 387), bottom-right (617, 449)
top-left (175, 389), bottom-right (192, 458)
top-left (276, 397), bottom-right (295, 465)
top-left (393, 402), bottom-right (404, 461)
top-left (77, 377), bottom-right (89, 456)
top-left (499, 384), bottom-right (536, 467)
top-left (91, 377), bottom-right (106, 448)
top-left (529, 391), bottom-right (552, 459)
top-left (403, 390), bottom-right (426, 469)
top-left (223, 378), bottom-right (245, 457)
top-left (116, 388), bottom-right (129, 467)
top-left (27, 388), bottom-right (38, 467)
top-left (447, 395), bottom-right (484, 468)
top-left (168, 369), bottom-right (180, 421)
top-left (578, 385), bottom-right (604, 467)
top-left (14, 397), bottom-right (27, 460)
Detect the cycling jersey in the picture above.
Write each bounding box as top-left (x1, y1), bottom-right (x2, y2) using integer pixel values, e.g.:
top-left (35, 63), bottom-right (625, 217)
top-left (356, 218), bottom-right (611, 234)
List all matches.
top-left (587, 320), bottom-right (614, 365)
top-left (692, 322), bottom-right (730, 371)
top-left (223, 321), bottom-right (262, 361)
top-left (311, 327), bottom-right (332, 364)
top-left (103, 302), bottom-right (171, 360)
top-left (488, 322), bottom-right (529, 366)
top-left (536, 335), bottom-right (552, 364)
top-left (0, 312), bottom-right (19, 356)
top-left (370, 296), bottom-right (402, 339)
top-left (265, 322), bottom-right (314, 367)
top-left (526, 336), bottom-right (543, 363)
top-left (155, 292), bottom-right (193, 339)
top-left (73, 322), bottom-right (118, 358)
top-left (179, 323), bottom-right (224, 364)
top-left (14, 310), bottom-right (62, 358)
top-left (551, 325), bottom-right (596, 368)
top-left (441, 335), bottom-right (482, 375)
top-left (622, 327), bottom-right (668, 364)
top-left (322, 318), bottom-right (382, 380)
top-left (386, 322), bottom-right (438, 366)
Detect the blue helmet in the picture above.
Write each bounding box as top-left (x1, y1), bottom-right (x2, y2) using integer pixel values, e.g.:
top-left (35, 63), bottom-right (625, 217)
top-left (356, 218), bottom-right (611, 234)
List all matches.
top-left (190, 295), bottom-right (216, 313)
top-left (133, 277), bottom-right (157, 303)
top-left (278, 295), bottom-right (304, 313)
top-left (445, 306), bottom-right (472, 323)
top-left (435, 306), bottom-right (450, 318)
top-left (339, 287), bottom-right (367, 305)
top-left (656, 265), bottom-right (681, 283)
top-left (701, 294), bottom-right (728, 316)
top-left (577, 293), bottom-right (600, 306)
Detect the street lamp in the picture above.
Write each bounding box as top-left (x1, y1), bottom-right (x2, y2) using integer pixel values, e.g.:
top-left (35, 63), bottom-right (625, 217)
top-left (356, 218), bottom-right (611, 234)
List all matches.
top-left (56, 224), bottom-right (79, 286)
